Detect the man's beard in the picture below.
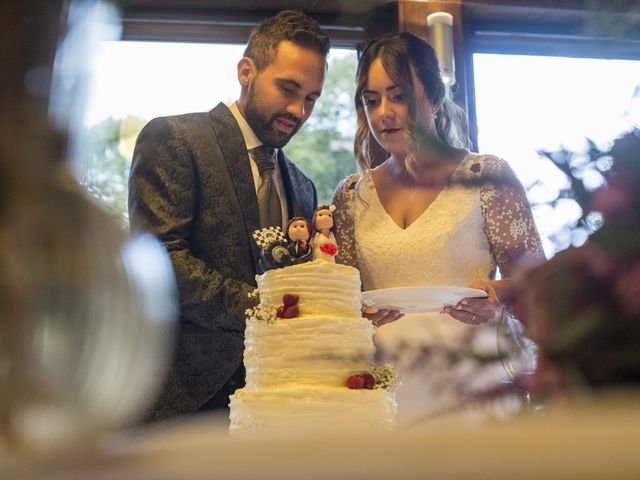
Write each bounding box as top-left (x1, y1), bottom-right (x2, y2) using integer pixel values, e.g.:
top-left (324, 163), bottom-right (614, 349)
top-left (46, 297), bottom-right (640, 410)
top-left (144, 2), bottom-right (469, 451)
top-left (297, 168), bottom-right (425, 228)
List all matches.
top-left (244, 86), bottom-right (301, 149)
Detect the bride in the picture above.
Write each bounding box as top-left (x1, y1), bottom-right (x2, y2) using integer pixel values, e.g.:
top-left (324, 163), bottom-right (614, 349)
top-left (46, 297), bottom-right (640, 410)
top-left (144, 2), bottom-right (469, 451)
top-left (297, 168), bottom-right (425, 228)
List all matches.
top-left (333, 32), bottom-right (545, 422)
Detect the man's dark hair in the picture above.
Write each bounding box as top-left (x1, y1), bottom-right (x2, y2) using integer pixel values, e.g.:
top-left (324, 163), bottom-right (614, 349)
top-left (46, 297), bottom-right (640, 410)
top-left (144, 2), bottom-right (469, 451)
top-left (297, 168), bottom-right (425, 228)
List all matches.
top-left (243, 10), bottom-right (330, 71)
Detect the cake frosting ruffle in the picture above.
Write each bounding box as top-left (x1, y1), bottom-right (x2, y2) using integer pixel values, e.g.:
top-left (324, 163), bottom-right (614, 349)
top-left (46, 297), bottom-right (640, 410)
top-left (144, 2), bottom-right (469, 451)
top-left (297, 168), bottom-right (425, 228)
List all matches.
top-left (229, 260), bottom-right (397, 434)
top-left (256, 260), bottom-right (362, 318)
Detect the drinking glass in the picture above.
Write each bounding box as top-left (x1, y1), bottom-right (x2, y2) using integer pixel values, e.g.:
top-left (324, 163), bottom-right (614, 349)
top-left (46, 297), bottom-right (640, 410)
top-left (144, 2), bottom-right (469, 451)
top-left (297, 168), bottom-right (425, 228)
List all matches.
top-left (0, 177), bottom-right (176, 453)
top-left (497, 309), bottom-right (538, 407)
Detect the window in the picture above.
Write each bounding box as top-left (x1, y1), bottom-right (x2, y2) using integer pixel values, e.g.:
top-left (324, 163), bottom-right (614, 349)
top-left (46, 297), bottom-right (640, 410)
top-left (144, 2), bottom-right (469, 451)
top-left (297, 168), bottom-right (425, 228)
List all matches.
top-left (471, 53), bottom-right (640, 256)
top-left (81, 41), bottom-right (357, 224)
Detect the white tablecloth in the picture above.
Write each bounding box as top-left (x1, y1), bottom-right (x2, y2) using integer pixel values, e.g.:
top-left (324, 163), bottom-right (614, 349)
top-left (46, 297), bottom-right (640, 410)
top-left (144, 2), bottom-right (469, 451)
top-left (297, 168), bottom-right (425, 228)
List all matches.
top-left (2, 392), bottom-right (640, 480)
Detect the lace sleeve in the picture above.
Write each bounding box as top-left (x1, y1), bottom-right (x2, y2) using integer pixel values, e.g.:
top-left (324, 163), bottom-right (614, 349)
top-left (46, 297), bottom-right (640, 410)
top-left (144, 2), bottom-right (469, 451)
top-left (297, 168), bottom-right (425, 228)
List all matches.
top-left (332, 174), bottom-right (360, 269)
top-left (479, 156), bottom-right (545, 278)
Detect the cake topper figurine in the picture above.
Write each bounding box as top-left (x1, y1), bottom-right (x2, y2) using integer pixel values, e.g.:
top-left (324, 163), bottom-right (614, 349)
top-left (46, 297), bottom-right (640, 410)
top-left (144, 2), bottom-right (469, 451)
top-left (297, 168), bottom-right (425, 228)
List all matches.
top-left (286, 216), bottom-right (313, 264)
top-left (252, 226), bottom-right (292, 272)
top-left (311, 204), bottom-right (338, 262)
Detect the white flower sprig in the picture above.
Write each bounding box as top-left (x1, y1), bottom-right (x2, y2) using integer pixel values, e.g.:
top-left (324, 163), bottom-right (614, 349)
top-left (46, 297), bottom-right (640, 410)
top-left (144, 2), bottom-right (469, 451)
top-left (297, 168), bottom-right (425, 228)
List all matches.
top-left (372, 363), bottom-right (400, 392)
top-left (245, 289), bottom-right (276, 324)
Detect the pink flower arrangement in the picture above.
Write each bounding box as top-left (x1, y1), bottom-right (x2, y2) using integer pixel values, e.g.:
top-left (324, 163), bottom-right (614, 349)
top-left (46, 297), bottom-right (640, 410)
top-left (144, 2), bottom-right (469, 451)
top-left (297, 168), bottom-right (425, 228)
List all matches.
top-left (508, 129), bottom-right (640, 394)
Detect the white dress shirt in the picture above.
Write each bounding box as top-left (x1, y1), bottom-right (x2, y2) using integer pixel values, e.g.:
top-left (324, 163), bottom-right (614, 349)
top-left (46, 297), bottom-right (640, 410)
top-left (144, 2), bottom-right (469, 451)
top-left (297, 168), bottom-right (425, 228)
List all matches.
top-left (228, 101), bottom-right (288, 229)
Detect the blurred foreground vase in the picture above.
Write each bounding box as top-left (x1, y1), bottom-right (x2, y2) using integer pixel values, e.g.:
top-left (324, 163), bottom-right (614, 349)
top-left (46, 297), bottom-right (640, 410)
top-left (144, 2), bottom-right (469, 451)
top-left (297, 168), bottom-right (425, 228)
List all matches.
top-left (0, 167), bottom-right (177, 453)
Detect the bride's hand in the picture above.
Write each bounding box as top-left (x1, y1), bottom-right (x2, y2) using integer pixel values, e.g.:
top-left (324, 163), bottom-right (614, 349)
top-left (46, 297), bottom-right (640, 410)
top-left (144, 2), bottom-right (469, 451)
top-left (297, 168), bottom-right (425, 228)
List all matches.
top-left (362, 306), bottom-right (403, 327)
top-left (442, 280), bottom-right (501, 325)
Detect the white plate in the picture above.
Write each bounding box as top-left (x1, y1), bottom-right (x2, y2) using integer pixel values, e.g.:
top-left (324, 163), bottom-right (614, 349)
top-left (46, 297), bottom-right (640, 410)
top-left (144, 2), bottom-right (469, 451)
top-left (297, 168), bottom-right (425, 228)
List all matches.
top-left (361, 286), bottom-right (488, 314)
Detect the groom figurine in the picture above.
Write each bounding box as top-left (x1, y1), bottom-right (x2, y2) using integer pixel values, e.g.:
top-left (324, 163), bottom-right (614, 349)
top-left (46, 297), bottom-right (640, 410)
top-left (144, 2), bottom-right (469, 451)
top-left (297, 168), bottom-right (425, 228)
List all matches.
top-left (128, 10), bottom-right (327, 423)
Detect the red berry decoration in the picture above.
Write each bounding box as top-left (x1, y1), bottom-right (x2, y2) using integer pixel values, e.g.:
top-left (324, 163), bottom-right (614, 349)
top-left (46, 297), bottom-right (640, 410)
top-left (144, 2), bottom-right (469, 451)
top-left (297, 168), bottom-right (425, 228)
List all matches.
top-left (363, 373), bottom-right (376, 389)
top-left (276, 295), bottom-right (301, 319)
top-left (347, 374), bottom-right (365, 389)
top-left (282, 294), bottom-right (299, 308)
top-left (283, 304), bottom-right (299, 318)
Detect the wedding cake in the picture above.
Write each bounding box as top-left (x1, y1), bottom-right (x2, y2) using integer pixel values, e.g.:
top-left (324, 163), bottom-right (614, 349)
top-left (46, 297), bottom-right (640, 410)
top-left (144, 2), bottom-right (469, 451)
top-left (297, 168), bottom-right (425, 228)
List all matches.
top-left (229, 260), bottom-right (397, 434)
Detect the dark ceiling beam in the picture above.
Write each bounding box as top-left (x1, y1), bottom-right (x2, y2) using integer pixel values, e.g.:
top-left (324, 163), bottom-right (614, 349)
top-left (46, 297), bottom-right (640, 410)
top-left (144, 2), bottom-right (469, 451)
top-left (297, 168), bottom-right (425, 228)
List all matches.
top-left (118, 1), bottom-right (640, 46)
top-left (119, 3), bottom-right (396, 47)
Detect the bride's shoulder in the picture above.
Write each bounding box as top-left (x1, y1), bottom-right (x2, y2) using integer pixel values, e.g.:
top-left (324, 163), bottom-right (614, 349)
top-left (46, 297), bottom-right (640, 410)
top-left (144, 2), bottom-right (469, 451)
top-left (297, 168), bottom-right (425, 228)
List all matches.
top-left (462, 152), bottom-right (512, 177)
top-left (463, 151), bottom-right (507, 167)
top-left (334, 173), bottom-right (363, 197)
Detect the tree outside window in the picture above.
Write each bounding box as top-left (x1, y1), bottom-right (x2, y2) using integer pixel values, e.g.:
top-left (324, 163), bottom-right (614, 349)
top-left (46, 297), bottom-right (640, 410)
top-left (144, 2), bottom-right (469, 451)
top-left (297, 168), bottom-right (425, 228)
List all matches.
top-left (80, 44), bottom-right (358, 226)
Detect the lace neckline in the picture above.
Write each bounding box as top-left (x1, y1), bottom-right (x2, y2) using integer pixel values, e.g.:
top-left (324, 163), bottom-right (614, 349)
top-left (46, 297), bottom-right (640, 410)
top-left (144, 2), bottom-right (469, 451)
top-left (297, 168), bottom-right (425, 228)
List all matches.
top-left (364, 153), bottom-right (470, 231)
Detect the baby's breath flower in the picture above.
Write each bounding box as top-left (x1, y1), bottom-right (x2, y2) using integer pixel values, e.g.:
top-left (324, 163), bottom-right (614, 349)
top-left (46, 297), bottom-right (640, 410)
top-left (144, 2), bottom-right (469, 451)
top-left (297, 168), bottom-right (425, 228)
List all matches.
top-left (372, 363), bottom-right (400, 392)
top-left (246, 293), bottom-right (276, 324)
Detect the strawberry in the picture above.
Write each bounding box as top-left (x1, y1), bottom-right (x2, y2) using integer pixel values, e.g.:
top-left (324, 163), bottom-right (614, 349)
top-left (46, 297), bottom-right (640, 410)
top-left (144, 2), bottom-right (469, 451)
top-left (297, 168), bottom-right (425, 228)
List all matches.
top-left (347, 375), bottom-right (365, 389)
top-left (275, 305), bottom-right (286, 318)
top-left (282, 294), bottom-right (299, 308)
top-left (283, 304), bottom-right (299, 318)
top-left (363, 373), bottom-right (376, 389)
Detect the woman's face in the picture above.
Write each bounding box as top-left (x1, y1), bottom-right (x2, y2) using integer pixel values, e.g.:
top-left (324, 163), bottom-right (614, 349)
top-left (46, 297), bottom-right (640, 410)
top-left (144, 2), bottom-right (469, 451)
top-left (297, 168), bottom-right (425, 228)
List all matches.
top-left (314, 209), bottom-right (333, 231)
top-left (361, 57), bottom-right (437, 159)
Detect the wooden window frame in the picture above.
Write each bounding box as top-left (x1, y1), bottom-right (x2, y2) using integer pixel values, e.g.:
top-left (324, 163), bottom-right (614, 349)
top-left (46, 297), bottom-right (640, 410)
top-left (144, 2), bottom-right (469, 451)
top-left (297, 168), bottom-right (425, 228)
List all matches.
top-left (117, 1), bottom-right (639, 150)
top-left (396, 0), bottom-right (640, 150)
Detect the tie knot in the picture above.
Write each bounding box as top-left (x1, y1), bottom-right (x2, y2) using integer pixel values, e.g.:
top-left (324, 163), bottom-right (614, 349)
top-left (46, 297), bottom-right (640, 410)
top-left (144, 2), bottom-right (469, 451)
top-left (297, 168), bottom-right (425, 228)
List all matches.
top-left (251, 146), bottom-right (276, 174)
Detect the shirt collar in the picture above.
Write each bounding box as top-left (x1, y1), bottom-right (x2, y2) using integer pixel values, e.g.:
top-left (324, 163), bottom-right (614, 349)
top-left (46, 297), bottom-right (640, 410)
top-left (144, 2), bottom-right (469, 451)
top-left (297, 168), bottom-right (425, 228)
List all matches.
top-left (228, 101), bottom-right (262, 151)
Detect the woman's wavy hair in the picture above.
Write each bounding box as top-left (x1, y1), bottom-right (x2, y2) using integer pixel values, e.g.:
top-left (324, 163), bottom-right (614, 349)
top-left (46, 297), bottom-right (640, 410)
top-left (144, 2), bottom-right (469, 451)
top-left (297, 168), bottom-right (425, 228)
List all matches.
top-left (354, 32), bottom-right (470, 173)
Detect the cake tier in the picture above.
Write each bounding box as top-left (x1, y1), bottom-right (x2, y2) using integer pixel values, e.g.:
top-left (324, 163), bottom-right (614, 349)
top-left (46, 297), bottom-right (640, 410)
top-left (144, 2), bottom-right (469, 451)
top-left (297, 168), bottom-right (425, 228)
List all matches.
top-left (244, 315), bottom-right (375, 388)
top-left (257, 260), bottom-right (362, 318)
top-left (229, 386), bottom-right (397, 434)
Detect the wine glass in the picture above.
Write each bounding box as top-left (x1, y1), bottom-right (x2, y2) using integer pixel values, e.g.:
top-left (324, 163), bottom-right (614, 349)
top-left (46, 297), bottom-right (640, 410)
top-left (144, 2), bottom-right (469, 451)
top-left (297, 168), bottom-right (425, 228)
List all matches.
top-left (497, 309), bottom-right (538, 409)
top-left (0, 180), bottom-right (177, 453)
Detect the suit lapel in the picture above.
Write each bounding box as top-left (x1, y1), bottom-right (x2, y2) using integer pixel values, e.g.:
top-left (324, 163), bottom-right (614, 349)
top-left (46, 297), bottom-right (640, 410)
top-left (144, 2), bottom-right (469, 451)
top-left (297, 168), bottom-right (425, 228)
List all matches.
top-left (277, 151), bottom-right (317, 220)
top-left (209, 103), bottom-right (261, 271)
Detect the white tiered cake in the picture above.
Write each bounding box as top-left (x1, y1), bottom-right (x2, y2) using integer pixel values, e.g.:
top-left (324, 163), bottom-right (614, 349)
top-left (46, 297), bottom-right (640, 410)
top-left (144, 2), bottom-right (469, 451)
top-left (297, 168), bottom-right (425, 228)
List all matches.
top-left (229, 260), bottom-right (397, 434)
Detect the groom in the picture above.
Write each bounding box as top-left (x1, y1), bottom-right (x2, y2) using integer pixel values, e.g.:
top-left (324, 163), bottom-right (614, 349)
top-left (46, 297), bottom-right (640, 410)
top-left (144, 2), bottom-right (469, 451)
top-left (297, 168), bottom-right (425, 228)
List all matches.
top-left (128, 10), bottom-right (328, 423)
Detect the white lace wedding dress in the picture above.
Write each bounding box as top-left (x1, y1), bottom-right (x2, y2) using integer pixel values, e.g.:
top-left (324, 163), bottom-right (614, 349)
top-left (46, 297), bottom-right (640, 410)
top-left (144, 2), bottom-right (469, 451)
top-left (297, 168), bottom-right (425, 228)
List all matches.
top-left (333, 153), bottom-right (545, 423)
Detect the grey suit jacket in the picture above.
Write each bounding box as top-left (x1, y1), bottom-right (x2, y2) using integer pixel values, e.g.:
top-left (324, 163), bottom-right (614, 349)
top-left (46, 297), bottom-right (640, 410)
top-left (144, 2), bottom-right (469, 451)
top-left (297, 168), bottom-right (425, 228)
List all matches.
top-left (129, 103), bottom-right (317, 422)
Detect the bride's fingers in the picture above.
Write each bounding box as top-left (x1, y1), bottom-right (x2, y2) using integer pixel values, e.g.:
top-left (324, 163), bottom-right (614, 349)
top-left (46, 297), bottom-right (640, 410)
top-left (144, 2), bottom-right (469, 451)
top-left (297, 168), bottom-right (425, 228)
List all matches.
top-left (453, 309), bottom-right (489, 325)
top-left (443, 306), bottom-right (494, 325)
top-left (460, 312), bottom-right (486, 325)
top-left (456, 298), bottom-right (498, 312)
top-left (469, 280), bottom-right (498, 303)
top-left (376, 310), bottom-right (403, 327)
top-left (362, 307), bottom-right (403, 327)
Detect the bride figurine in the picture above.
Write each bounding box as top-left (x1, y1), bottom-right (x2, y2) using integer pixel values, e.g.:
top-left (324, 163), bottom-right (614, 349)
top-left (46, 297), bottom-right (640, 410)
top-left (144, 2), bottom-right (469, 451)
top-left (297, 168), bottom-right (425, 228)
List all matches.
top-left (311, 204), bottom-right (338, 262)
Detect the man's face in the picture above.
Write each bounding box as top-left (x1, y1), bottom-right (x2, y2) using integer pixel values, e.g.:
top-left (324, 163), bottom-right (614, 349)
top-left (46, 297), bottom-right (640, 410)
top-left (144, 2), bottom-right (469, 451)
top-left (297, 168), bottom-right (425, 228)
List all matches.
top-left (239, 41), bottom-right (326, 148)
top-left (288, 219), bottom-right (309, 241)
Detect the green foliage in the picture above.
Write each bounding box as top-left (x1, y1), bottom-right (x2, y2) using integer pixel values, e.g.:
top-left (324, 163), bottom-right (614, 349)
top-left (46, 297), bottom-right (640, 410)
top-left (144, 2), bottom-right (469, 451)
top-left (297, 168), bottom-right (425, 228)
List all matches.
top-left (80, 50), bottom-right (358, 222)
top-left (284, 52), bottom-right (359, 205)
top-left (79, 116), bottom-right (145, 226)
top-left (536, 139), bottom-right (610, 249)
top-left (585, 0), bottom-right (640, 41)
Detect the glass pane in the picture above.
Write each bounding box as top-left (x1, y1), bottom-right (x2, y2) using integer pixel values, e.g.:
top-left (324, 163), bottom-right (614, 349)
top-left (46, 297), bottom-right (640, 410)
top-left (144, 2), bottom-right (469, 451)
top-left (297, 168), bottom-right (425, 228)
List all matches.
top-left (284, 49), bottom-right (357, 205)
top-left (81, 41), bottom-right (357, 224)
top-left (473, 53), bottom-right (640, 256)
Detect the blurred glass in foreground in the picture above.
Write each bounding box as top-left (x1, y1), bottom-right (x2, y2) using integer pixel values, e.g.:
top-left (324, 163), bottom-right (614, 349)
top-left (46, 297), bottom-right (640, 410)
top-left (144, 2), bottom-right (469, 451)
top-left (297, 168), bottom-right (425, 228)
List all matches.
top-left (0, 0), bottom-right (177, 454)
